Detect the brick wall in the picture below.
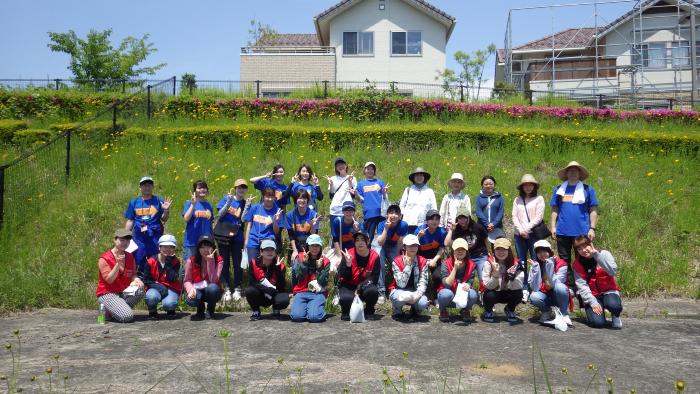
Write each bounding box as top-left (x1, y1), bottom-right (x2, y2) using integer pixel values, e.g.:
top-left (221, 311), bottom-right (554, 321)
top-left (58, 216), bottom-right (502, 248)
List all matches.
top-left (240, 55), bottom-right (336, 84)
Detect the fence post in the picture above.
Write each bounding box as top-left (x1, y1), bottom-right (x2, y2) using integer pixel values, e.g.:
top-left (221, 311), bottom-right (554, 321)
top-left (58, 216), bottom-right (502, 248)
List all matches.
top-left (390, 81), bottom-right (397, 95)
top-left (255, 80), bottom-right (261, 98)
top-left (597, 94), bottom-right (604, 109)
top-left (147, 85), bottom-right (152, 119)
top-left (112, 103), bottom-right (118, 131)
top-left (172, 76), bottom-right (176, 96)
top-left (459, 85), bottom-right (465, 102)
top-left (526, 90), bottom-right (533, 105)
top-left (0, 165), bottom-right (5, 228)
top-left (54, 79), bottom-right (61, 90)
top-left (323, 80), bottom-right (329, 98)
top-left (65, 129), bottom-right (71, 184)
top-left (668, 98), bottom-right (674, 110)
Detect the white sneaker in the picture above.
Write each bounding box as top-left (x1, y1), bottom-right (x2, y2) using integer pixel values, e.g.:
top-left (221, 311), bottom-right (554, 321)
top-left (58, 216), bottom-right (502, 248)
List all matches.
top-left (522, 289), bottom-right (530, 303)
top-left (612, 316), bottom-right (622, 329)
top-left (377, 294), bottom-right (386, 305)
top-left (232, 288), bottom-right (242, 302)
top-left (563, 315), bottom-right (573, 327)
top-left (332, 294), bottom-right (339, 306)
top-left (222, 289), bottom-right (232, 304)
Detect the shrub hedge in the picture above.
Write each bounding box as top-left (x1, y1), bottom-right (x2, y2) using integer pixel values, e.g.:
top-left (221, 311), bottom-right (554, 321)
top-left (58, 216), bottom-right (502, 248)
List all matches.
top-left (0, 119), bottom-right (29, 142)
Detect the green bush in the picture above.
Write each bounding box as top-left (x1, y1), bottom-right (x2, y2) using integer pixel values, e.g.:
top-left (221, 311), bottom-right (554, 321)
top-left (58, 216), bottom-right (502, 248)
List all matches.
top-left (0, 90), bottom-right (137, 120)
top-left (0, 119), bottom-right (29, 142)
top-left (11, 129), bottom-right (54, 147)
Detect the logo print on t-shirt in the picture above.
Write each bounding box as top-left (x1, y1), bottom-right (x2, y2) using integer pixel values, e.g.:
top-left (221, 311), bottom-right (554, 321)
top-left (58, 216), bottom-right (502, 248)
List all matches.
top-left (194, 210), bottom-right (212, 219)
top-left (135, 205), bottom-right (158, 217)
top-left (253, 214), bottom-right (273, 225)
top-left (363, 184), bottom-right (381, 193)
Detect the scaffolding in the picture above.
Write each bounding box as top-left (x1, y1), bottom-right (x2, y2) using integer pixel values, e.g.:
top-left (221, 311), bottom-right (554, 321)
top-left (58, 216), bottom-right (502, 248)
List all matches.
top-left (503, 0), bottom-right (699, 107)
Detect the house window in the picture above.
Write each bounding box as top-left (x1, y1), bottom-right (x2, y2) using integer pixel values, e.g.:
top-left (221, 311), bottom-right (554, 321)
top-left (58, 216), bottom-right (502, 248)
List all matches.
top-left (671, 41), bottom-right (690, 67)
top-left (631, 43), bottom-right (666, 68)
top-left (391, 31), bottom-right (422, 55)
top-left (343, 32), bottom-right (374, 55)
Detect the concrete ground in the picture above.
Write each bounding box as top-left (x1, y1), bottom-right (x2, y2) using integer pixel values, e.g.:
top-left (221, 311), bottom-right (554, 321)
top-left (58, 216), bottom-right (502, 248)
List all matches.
top-left (0, 298), bottom-right (698, 393)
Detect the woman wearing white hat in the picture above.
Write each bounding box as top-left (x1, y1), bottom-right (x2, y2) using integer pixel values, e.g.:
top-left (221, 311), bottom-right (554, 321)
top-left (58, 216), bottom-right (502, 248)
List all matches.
top-left (399, 167), bottom-right (437, 234)
top-left (289, 234), bottom-right (331, 323)
top-left (512, 173), bottom-right (546, 301)
top-left (439, 172), bottom-right (471, 228)
top-left (142, 234), bottom-right (182, 320)
top-left (527, 240), bottom-right (572, 327)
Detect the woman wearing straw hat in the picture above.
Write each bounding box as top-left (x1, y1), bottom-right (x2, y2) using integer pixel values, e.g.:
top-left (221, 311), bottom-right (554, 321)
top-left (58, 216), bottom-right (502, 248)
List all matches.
top-left (439, 172), bottom-right (471, 228)
top-left (512, 174), bottom-right (546, 301)
top-left (399, 167), bottom-right (437, 234)
top-left (549, 161), bottom-right (599, 264)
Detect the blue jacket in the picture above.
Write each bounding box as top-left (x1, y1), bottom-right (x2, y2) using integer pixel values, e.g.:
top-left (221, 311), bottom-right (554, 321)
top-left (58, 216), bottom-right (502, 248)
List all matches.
top-left (474, 191), bottom-right (504, 229)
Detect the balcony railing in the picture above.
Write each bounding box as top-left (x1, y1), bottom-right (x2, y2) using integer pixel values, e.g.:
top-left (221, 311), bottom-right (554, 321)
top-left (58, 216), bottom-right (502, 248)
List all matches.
top-left (240, 46), bottom-right (336, 55)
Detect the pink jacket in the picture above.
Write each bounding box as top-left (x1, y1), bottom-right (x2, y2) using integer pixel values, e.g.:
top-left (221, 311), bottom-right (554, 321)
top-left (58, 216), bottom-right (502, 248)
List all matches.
top-left (183, 255), bottom-right (223, 294)
top-left (512, 195), bottom-right (545, 234)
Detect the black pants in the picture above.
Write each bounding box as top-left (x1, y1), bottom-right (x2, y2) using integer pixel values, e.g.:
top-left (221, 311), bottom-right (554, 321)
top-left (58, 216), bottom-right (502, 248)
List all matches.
top-left (245, 286), bottom-right (290, 312)
top-left (483, 289), bottom-right (523, 313)
top-left (338, 284), bottom-right (379, 316)
top-left (220, 239), bottom-right (244, 289)
top-left (556, 235), bottom-right (582, 304)
top-left (427, 266), bottom-right (443, 301)
top-left (364, 216), bottom-right (384, 245)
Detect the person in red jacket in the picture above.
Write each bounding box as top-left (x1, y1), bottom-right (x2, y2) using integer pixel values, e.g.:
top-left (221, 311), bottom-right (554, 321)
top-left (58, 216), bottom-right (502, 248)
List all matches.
top-left (183, 235), bottom-right (223, 321)
top-left (289, 234), bottom-right (331, 322)
top-left (572, 236), bottom-right (623, 329)
top-left (528, 239), bottom-right (572, 326)
top-left (245, 239), bottom-right (290, 321)
top-left (142, 234), bottom-right (182, 320)
top-left (388, 234), bottom-right (430, 320)
top-left (96, 228), bottom-right (145, 323)
top-left (437, 238), bottom-right (478, 323)
top-left (337, 232), bottom-right (380, 321)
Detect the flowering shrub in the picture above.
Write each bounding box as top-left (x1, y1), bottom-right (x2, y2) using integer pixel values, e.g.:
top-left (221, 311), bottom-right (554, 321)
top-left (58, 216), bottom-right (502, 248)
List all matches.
top-left (0, 91), bottom-right (142, 120)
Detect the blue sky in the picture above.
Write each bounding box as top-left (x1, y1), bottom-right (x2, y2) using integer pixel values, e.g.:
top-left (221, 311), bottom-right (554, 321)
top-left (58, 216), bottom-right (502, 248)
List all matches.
top-left (0, 0), bottom-right (633, 83)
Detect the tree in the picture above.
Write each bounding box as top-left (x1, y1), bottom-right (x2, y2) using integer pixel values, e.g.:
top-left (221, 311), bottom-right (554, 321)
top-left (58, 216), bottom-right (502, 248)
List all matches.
top-left (181, 73), bottom-right (197, 95)
top-left (434, 68), bottom-right (458, 100)
top-left (47, 29), bottom-right (165, 88)
top-left (440, 44), bottom-right (497, 101)
top-left (247, 19), bottom-right (278, 46)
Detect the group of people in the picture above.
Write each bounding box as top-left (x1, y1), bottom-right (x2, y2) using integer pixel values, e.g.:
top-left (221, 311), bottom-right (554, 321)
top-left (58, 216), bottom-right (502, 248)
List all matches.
top-left (97, 159), bottom-right (623, 329)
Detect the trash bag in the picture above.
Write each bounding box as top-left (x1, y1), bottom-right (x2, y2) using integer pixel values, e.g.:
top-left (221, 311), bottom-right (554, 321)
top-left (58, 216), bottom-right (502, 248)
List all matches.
top-left (543, 306), bottom-right (568, 332)
top-left (240, 248), bottom-right (249, 270)
top-left (349, 294), bottom-right (366, 323)
top-left (452, 285), bottom-right (469, 309)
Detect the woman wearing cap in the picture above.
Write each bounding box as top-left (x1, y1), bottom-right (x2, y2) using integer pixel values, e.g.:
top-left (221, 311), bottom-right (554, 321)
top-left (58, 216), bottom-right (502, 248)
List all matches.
top-left (243, 187), bottom-right (284, 262)
top-left (549, 161), bottom-right (599, 264)
top-left (512, 174), bottom-right (546, 301)
top-left (572, 236), bottom-right (622, 329)
top-left (96, 229), bottom-right (145, 323)
top-left (399, 167), bottom-right (437, 234)
top-left (245, 239), bottom-right (290, 321)
top-left (439, 173), bottom-right (471, 228)
top-left (445, 206), bottom-right (490, 284)
top-left (182, 180), bottom-right (214, 266)
top-left (437, 238), bottom-right (479, 323)
top-left (331, 201), bottom-right (360, 253)
top-left (474, 175), bottom-right (505, 241)
top-left (216, 179), bottom-right (254, 303)
top-left (376, 204), bottom-right (409, 303)
top-left (337, 232), bottom-right (381, 320)
top-left (183, 235), bottom-right (223, 320)
top-left (286, 189), bottom-right (319, 264)
top-left (250, 164), bottom-right (289, 209)
top-left (355, 161), bottom-right (389, 245)
top-left (482, 238), bottom-right (523, 323)
top-left (415, 209), bottom-right (447, 303)
top-left (286, 164), bottom-right (324, 211)
top-left (142, 234), bottom-right (181, 320)
top-left (388, 234), bottom-right (430, 320)
top-left (290, 234), bottom-right (331, 323)
top-left (528, 240), bottom-right (572, 326)
top-left (326, 157), bottom-right (357, 223)
top-left (124, 176), bottom-right (172, 271)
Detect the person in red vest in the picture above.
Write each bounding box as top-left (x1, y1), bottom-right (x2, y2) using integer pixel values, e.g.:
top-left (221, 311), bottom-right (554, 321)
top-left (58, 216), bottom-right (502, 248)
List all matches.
top-left (572, 236), bottom-right (623, 329)
top-left (337, 232), bottom-right (380, 321)
top-left (95, 228), bottom-right (145, 323)
top-left (289, 234), bottom-right (331, 322)
top-left (482, 238), bottom-right (524, 323)
top-left (142, 234), bottom-right (182, 320)
top-left (437, 238), bottom-right (478, 323)
top-left (245, 239), bottom-right (290, 321)
top-left (528, 240), bottom-right (572, 326)
top-left (388, 234), bottom-right (430, 320)
top-left (183, 235), bottom-right (223, 321)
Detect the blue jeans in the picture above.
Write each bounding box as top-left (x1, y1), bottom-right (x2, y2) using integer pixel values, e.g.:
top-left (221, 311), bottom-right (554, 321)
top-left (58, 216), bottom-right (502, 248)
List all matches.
top-left (437, 288), bottom-right (478, 311)
top-left (585, 293), bottom-right (623, 328)
top-left (247, 247), bottom-right (260, 263)
top-left (364, 216), bottom-right (383, 245)
top-left (290, 292), bottom-right (327, 322)
top-left (530, 283), bottom-right (570, 316)
top-left (220, 239), bottom-right (244, 289)
top-left (144, 288), bottom-right (179, 312)
top-left (471, 254), bottom-right (488, 284)
top-left (390, 289), bottom-right (429, 313)
top-left (514, 234), bottom-right (536, 288)
top-left (378, 244), bottom-right (399, 294)
top-left (185, 284), bottom-right (222, 309)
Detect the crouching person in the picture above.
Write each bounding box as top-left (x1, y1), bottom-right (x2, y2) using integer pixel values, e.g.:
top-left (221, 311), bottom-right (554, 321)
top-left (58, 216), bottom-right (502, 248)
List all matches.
top-left (389, 234), bottom-right (430, 320)
top-left (337, 232), bottom-right (381, 321)
top-left (482, 238), bottom-right (523, 323)
top-left (184, 235), bottom-right (223, 321)
top-left (96, 229), bottom-right (145, 323)
top-left (290, 234), bottom-right (331, 322)
top-left (143, 234), bottom-right (182, 320)
top-left (246, 239), bottom-right (290, 321)
top-left (528, 240), bottom-right (572, 326)
top-left (437, 238), bottom-right (478, 323)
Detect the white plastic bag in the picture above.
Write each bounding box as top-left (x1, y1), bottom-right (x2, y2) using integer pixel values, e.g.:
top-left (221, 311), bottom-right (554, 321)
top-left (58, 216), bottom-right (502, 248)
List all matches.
top-left (240, 248), bottom-right (249, 270)
top-left (349, 294), bottom-right (366, 323)
top-left (452, 285), bottom-right (469, 309)
top-left (543, 306), bottom-right (568, 332)
top-left (324, 247), bottom-right (340, 273)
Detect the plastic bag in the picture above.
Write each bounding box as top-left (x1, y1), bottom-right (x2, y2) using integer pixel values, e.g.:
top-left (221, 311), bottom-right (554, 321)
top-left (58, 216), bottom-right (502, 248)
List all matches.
top-left (452, 285), bottom-right (469, 309)
top-left (349, 294), bottom-right (366, 323)
top-left (240, 248), bottom-right (249, 270)
top-left (543, 306), bottom-right (568, 332)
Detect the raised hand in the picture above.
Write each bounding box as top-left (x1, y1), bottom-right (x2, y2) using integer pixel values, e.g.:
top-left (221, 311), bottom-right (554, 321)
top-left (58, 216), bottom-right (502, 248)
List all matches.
top-left (311, 174), bottom-right (319, 185)
top-left (352, 218), bottom-right (360, 231)
top-left (246, 195), bottom-right (255, 204)
top-left (274, 208), bottom-right (283, 221)
top-left (446, 220), bottom-right (454, 232)
top-left (417, 228), bottom-right (426, 239)
top-left (190, 192), bottom-right (197, 204)
top-left (291, 174), bottom-right (300, 183)
top-left (276, 256), bottom-right (285, 266)
top-left (325, 175), bottom-right (334, 189)
top-left (342, 248), bottom-right (352, 264)
top-left (383, 184), bottom-right (391, 194)
top-left (162, 197), bottom-right (172, 210)
top-left (310, 215), bottom-right (319, 227)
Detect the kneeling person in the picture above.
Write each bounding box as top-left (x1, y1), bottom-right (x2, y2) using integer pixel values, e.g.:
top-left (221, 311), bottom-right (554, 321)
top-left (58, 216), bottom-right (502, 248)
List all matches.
top-left (143, 234), bottom-right (182, 320)
top-left (246, 239), bottom-right (290, 321)
top-left (290, 234), bottom-right (331, 322)
top-left (389, 234), bottom-right (430, 320)
top-left (437, 238), bottom-right (478, 323)
top-left (337, 232), bottom-right (381, 321)
top-left (528, 239), bottom-right (572, 326)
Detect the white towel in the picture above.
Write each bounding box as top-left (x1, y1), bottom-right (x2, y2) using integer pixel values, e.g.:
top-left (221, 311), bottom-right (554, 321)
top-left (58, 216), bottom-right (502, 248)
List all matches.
top-left (555, 181), bottom-right (586, 204)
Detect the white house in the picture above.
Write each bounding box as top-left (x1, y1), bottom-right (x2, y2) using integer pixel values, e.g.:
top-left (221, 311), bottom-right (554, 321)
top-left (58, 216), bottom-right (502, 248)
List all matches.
top-left (240, 0), bottom-right (456, 96)
top-left (496, 0), bottom-right (700, 99)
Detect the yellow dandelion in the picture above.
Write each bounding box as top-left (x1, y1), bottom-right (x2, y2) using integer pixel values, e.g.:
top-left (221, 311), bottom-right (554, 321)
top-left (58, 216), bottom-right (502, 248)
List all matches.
top-left (646, 172), bottom-right (654, 176)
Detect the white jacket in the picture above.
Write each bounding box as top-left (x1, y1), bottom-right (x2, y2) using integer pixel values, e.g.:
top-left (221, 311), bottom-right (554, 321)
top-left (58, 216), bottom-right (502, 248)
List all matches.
top-left (399, 185), bottom-right (437, 227)
top-left (439, 192), bottom-right (471, 227)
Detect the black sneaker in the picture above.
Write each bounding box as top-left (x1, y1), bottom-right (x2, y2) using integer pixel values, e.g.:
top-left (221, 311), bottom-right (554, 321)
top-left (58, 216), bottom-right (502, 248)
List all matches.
top-left (461, 309), bottom-right (472, 324)
top-left (205, 311), bottom-right (215, 320)
top-left (340, 314), bottom-right (350, 321)
top-left (147, 311), bottom-right (159, 321)
top-left (190, 312), bottom-right (205, 321)
top-left (365, 313), bottom-right (379, 321)
top-left (165, 310), bottom-right (176, 319)
top-left (272, 309), bottom-right (281, 319)
top-left (250, 311), bottom-right (262, 321)
top-left (410, 306), bottom-right (421, 320)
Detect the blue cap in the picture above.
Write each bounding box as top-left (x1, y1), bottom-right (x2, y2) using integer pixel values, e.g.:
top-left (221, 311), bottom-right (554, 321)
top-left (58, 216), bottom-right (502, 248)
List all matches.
top-left (342, 201), bottom-right (356, 211)
top-left (306, 234), bottom-right (323, 246)
top-left (260, 239), bottom-right (277, 250)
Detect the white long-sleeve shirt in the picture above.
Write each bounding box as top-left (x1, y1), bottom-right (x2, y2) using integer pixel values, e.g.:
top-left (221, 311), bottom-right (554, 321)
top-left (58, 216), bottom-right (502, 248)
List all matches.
top-left (399, 185), bottom-right (437, 227)
top-left (439, 192), bottom-right (471, 227)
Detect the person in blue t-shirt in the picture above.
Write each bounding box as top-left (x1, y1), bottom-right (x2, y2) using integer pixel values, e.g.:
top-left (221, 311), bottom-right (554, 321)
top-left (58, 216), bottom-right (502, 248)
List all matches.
top-left (250, 164), bottom-right (289, 209)
top-left (355, 161), bottom-right (389, 246)
top-left (549, 161), bottom-right (599, 264)
top-left (415, 209), bottom-right (447, 303)
top-left (285, 189), bottom-right (319, 263)
top-left (215, 178), bottom-right (255, 301)
top-left (376, 203), bottom-right (408, 301)
top-left (124, 176), bottom-right (172, 272)
top-left (244, 187), bottom-right (284, 262)
top-left (182, 180), bottom-right (214, 274)
top-left (285, 164), bottom-right (324, 212)
top-left (332, 201), bottom-right (360, 253)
